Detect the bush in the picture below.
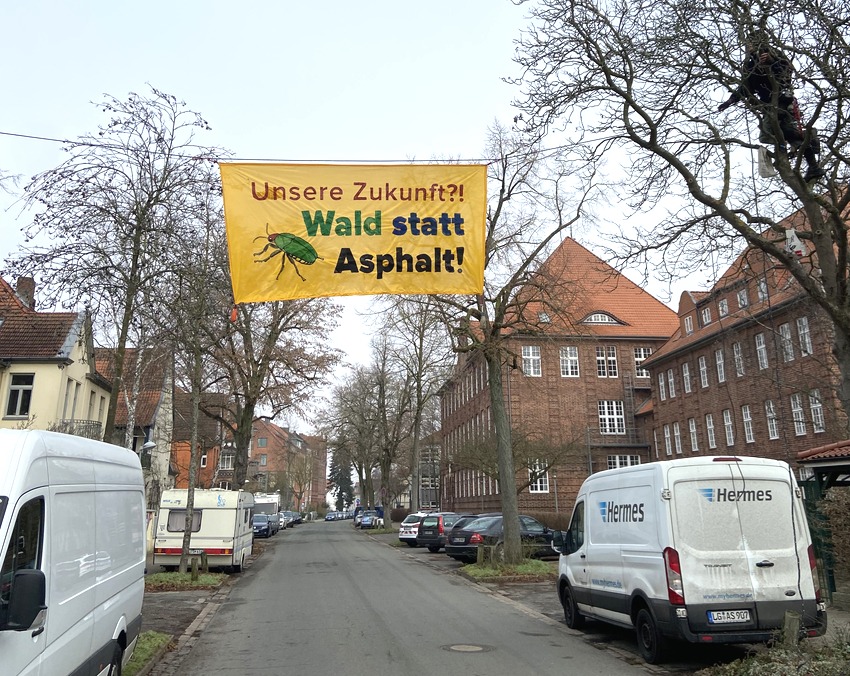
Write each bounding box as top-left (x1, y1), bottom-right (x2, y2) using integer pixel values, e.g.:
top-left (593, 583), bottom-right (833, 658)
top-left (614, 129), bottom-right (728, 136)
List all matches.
top-left (821, 489), bottom-right (850, 576)
top-left (522, 510), bottom-right (571, 531)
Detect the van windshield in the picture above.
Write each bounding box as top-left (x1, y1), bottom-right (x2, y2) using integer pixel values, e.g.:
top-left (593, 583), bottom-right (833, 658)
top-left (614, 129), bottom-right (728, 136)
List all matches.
top-left (0, 496), bottom-right (6, 526)
top-left (673, 478), bottom-right (797, 553)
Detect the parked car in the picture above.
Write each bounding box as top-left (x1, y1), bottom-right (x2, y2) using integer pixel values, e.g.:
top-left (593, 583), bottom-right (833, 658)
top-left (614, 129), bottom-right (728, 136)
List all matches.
top-left (252, 514), bottom-right (272, 538)
top-left (415, 512), bottom-right (464, 552)
top-left (278, 511), bottom-right (289, 529)
top-left (324, 512), bottom-right (337, 521)
top-left (267, 511), bottom-right (281, 535)
top-left (444, 514), bottom-right (552, 563)
top-left (359, 510), bottom-right (383, 529)
top-left (398, 511), bottom-right (431, 547)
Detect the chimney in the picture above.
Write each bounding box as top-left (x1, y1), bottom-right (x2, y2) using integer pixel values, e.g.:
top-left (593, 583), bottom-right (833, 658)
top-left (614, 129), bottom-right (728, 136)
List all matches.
top-left (16, 277), bottom-right (35, 309)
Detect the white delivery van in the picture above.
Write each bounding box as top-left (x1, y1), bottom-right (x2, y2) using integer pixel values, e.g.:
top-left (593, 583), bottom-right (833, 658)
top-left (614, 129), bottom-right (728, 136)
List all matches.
top-left (153, 488), bottom-right (254, 572)
top-left (0, 429), bottom-right (145, 676)
top-left (552, 455), bottom-right (826, 663)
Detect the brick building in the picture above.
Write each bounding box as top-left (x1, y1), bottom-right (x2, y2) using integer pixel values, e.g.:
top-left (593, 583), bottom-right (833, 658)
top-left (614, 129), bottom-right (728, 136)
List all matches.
top-left (643, 230), bottom-right (847, 473)
top-left (439, 237), bottom-right (679, 514)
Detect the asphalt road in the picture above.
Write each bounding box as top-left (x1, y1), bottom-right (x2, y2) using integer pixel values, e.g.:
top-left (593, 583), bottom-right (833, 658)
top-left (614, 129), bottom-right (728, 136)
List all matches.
top-left (155, 521), bottom-right (652, 676)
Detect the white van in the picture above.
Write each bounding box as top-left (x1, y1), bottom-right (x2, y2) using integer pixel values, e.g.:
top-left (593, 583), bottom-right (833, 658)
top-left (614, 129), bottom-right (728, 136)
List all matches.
top-left (0, 429), bottom-right (145, 676)
top-left (153, 488), bottom-right (254, 572)
top-left (552, 456), bottom-right (827, 663)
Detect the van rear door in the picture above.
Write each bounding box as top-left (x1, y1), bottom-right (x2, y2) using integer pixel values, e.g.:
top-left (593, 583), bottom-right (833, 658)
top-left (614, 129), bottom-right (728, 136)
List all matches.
top-left (668, 464), bottom-right (815, 634)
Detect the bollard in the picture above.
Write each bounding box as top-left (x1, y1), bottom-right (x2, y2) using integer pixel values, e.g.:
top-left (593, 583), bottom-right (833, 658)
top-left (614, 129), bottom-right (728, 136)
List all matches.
top-left (191, 557), bottom-right (199, 581)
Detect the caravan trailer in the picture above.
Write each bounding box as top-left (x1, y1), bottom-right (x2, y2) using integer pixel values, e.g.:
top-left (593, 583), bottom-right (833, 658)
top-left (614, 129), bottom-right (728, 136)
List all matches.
top-left (153, 489), bottom-right (254, 572)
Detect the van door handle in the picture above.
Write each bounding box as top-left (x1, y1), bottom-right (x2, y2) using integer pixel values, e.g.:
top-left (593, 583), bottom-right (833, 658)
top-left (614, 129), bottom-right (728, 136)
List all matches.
top-left (756, 560), bottom-right (774, 568)
top-left (580, 553), bottom-right (586, 559)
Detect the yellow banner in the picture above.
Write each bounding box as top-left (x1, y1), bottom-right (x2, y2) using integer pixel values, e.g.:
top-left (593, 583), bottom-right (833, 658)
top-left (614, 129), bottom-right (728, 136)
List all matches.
top-left (220, 163), bottom-right (487, 303)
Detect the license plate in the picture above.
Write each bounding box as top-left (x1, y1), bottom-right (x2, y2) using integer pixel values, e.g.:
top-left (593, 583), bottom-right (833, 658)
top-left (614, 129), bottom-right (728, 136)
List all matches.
top-left (708, 610), bottom-right (750, 624)
top-left (451, 537), bottom-right (465, 544)
top-left (189, 549), bottom-right (203, 555)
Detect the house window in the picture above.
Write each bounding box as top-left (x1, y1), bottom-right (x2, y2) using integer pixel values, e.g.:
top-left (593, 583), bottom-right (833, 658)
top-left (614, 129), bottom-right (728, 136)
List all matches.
top-left (220, 453), bottom-right (235, 470)
top-left (673, 421), bottom-right (683, 454)
top-left (607, 455), bottom-right (640, 469)
top-left (791, 394), bottom-right (806, 436)
top-left (755, 333), bottom-right (768, 370)
top-left (779, 323), bottom-right (794, 362)
top-left (733, 342), bottom-right (745, 377)
top-left (634, 347), bottom-right (652, 377)
top-left (682, 363), bottom-right (692, 393)
top-left (701, 306), bottom-right (711, 325)
top-left (200, 453), bottom-right (208, 468)
top-left (522, 345), bottom-right (542, 377)
top-left (667, 369), bottom-right (676, 398)
top-left (809, 390), bottom-right (825, 433)
top-left (688, 418), bottom-right (699, 452)
top-left (538, 312), bottom-right (550, 323)
top-left (260, 454), bottom-right (268, 466)
top-left (723, 409), bottom-right (735, 446)
top-left (715, 349), bottom-right (726, 383)
top-left (586, 313), bottom-right (618, 323)
top-left (528, 460), bottom-right (549, 493)
top-left (742, 405), bottom-right (754, 443)
top-left (658, 373), bottom-right (666, 401)
top-left (718, 298), bottom-right (728, 317)
top-left (684, 315), bottom-right (694, 334)
top-left (737, 288), bottom-right (749, 309)
top-left (706, 413), bottom-right (717, 449)
top-left (765, 400), bottom-right (779, 440)
top-left (698, 356), bottom-right (709, 388)
top-left (560, 346), bottom-right (579, 377)
top-left (596, 346), bottom-right (618, 377)
top-left (797, 317), bottom-right (812, 356)
top-left (598, 400), bottom-right (625, 434)
top-left (663, 425), bottom-right (672, 456)
top-left (653, 429), bottom-right (659, 459)
top-left (6, 374), bottom-right (34, 417)
top-left (757, 276), bottom-right (768, 302)
top-left (257, 437), bottom-right (268, 448)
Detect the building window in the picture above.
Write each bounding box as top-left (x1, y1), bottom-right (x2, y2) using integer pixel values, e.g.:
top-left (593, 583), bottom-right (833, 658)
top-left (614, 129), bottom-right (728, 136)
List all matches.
top-left (706, 413), bottom-right (716, 449)
top-left (698, 355), bottom-right (709, 388)
top-left (684, 315), bottom-right (694, 334)
top-left (538, 312), bottom-right (550, 323)
top-left (809, 390), bottom-right (825, 433)
top-left (200, 453), bottom-right (208, 468)
top-left (608, 455), bottom-right (640, 469)
top-left (653, 429), bottom-right (659, 459)
top-left (701, 306), bottom-right (711, 325)
top-left (742, 405), bottom-right (754, 443)
top-left (682, 363), bottom-right (692, 393)
top-left (5, 374), bottom-right (34, 417)
top-left (673, 422), bottom-right (683, 454)
top-left (790, 394), bottom-right (806, 436)
top-left (522, 345), bottom-right (542, 377)
top-left (528, 460), bottom-right (549, 493)
top-left (757, 276), bottom-right (768, 302)
top-left (257, 437), bottom-right (268, 448)
top-left (718, 298), bottom-right (728, 317)
top-left (667, 369), bottom-right (676, 398)
top-left (220, 453), bottom-right (235, 470)
top-left (634, 347), bottom-right (652, 377)
top-left (658, 373), bottom-right (666, 401)
top-left (585, 312), bottom-right (618, 323)
top-left (560, 346), bottom-right (579, 377)
top-left (797, 317), bottom-right (813, 356)
top-left (755, 333), bottom-right (768, 370)
top-left (596, 346), bottom-right (618, 377)
top-left (664, 425), bottom-right (672, 456)
top-left (598, 400), bottom-right (625, 434)
top-left (715, 349), bottom-right (726, 383)
top-left (260, 454), bottom-right (268, 466)
top-left (765, 400), bottom-right (779, 440)
top-left (688, 418), bottom-right (699, 452)
top-left (737, 288), bottom-right (749, 309)
top-left (723, 409), bottom-right (735, 446)
top-left (779, 323), bottom-right (794, 362)
top-left (733, 342), bottom-right (745, 377)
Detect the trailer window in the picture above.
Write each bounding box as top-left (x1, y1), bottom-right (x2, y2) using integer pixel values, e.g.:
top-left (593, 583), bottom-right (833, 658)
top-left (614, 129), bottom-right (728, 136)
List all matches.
top-left (166, 509), bottom-right (202, 532)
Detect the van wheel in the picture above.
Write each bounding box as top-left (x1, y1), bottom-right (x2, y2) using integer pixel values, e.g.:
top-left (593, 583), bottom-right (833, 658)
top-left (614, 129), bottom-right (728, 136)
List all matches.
top-left (232, 554), bottom-right (244, 573)
top-left (636, 608), bottom-right (667, 664)
top-left (561, 585), bottom-right (585, 629)
top-left (107, 643), bottom-right (123, 676)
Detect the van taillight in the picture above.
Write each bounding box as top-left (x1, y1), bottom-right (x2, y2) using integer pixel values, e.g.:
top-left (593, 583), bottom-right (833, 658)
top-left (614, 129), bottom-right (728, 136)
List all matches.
top-left (808, 544), bottom-right (822, 603)
top-left (664, 547), bottom-right (685, 605)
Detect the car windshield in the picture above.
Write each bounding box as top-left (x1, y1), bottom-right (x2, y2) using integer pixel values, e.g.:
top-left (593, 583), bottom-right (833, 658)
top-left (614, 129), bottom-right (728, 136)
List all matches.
top-left (363, 511), bottom-right (377, 517)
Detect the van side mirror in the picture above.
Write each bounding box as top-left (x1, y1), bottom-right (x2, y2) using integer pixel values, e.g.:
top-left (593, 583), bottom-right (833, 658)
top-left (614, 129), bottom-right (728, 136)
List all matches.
top-left (551, 530), bottom-right (570, 554)
top-left (3, 569), bottom-right (46, 632)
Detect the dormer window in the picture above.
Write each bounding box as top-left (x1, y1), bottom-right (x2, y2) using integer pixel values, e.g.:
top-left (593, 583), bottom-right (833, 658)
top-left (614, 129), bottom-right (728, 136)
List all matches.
top-left (684, 316), bottom-right (694, 334)
top-left (583, 312), bottom-right (619, 324)
top-left (701, 307), bottom-right (711, 326)
top-left (718, 299), bottom-right (728, 317)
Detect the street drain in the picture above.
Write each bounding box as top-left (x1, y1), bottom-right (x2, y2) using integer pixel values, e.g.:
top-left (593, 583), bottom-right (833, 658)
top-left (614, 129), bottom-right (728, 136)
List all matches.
top-left (442, 644), bottom-right (494, 653)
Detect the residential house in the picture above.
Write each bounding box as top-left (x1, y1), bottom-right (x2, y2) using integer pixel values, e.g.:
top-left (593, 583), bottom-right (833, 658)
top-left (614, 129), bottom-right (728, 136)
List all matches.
top-left (301, 433), bottom-right (329, 514)
top-left (171, 389), bottom-right (229, 489)
top-left (439, 238), bottom-right (679, 514)
top-left (0, 276), bottom-right (111, 438)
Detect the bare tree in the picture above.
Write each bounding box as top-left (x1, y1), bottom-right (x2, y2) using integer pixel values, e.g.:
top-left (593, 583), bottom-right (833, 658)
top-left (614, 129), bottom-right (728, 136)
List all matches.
top-left (513, 0), bottom-right (850, 425)
top-left (3, 87), bottom-right (225, 443)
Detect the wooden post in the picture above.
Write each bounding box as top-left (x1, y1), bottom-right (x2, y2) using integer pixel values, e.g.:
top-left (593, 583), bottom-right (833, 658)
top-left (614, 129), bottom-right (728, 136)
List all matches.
top-left (191, 557), bottom-right (199, 581)
top-left (200, 551), bottom-right (209, 573)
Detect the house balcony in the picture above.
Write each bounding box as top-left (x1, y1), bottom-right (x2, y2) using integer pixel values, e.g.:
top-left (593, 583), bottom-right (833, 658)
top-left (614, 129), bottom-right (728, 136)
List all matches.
top-left (52, 419), bottom-right (103, 441)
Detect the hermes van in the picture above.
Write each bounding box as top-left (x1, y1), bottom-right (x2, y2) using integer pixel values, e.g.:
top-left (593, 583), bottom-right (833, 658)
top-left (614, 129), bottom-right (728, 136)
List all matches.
top-left (552, 456), bottom-right (826, 663)
top-left (153, 488), bottom-right (254, 572)
top-left (0, 429), bottom-right (145, 676)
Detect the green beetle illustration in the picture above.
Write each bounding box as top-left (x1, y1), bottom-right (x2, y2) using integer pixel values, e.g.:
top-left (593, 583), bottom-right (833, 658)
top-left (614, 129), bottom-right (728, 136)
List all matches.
top-left (254, 223), bottom-right (322, 281)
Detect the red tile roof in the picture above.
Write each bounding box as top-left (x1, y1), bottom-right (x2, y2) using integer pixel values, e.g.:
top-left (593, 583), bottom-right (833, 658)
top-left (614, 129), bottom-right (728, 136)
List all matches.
top-left (95, 348), bottom-right (170, 427)
top-left (798, 440), bottom-right (850, 463)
